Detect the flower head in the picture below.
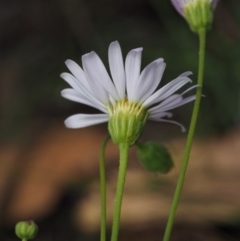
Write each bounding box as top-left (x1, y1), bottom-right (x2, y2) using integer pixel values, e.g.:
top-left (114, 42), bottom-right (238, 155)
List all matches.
top-left (171, 0), bottom-right (219, 32)
top-left (61, 41), bottom-right (196, 145)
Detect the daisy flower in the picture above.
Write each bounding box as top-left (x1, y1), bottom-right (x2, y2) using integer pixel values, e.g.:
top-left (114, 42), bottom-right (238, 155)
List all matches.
top-left (170, 0), bottom-right (219, 32)
top-left (61, 41), bottom-right (196, 145)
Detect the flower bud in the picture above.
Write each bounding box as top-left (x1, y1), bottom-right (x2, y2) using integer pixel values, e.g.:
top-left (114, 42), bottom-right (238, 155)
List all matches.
top-left (15, 220), bottom-right (38, 240)
top-left (137, 142), bottom-right (173, 174)
top-left (171, 0), bottom-right (218, 32)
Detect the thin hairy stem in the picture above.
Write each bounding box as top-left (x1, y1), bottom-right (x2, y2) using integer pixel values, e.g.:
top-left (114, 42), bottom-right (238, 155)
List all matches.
top-left (100, 135), bottom-right (111, 241)
top-left (110, 143), bottom-right (130, 241)
top-left (163, 28), bottom-right (206, 241)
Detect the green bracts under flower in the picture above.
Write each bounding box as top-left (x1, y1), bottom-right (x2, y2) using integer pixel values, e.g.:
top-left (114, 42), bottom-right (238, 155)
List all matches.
top-left (108, 100), bottom-right (149, 146)
top-left (184, 0), bottom-right (214, 32)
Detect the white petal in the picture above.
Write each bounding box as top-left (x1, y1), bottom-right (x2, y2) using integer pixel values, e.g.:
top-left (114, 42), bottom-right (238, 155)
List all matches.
top-left (61, 89), bottom-right (107, 113)
top-left (61, 72), bottom-right (84, 94)
top-left (138, 60), bottom-right (166, 103)
top-left (82, 51), bottom-right (119, 100)
top-left (65, 59), bottom-right (92, 92)
top-left (61, 73), bottom-right (95, 101)
top-left (109, 95), bottom-right (116, 106)
top-left (65, 114), bottom-right (108, 129)
top-left (150, 118), bottom-right (186, 132)
top-left (61, 88), bottom-right (89, 103)
top-left (179, 71), bottom-right (193, 77)
top-left (125, 47), bottom-right (143, 101)
top-left (60, 73), bottom-right (107, 110)
top-left (149, 112), bottom-right (173, 119)
top-left (161, 95), bottom-right (196, 111)
top-left (181, 84), bottom-right (199, 95)
top-left (81, 53), bottom-right (110, 103)
top-left (151, 95), bottom-right (196, 113)
top-left (108, 41), bottom-right (126, 99)
top-left (130, 59), bottom-right (159, 101)
top-left (149, 94), bottom-right (183, 114)
top-left (143, 76), bottom-right (192, 108)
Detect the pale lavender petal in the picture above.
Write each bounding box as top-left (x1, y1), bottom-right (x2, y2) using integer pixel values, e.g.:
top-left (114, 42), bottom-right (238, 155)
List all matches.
top-left (149, 94), bottom-right (183, 114)
top-left (82, 53), bottom-right (110, 104)
top-left (61, 73), bottom-right (84, 94)
top-left (151, 95), bottom-right (196, 113)
top-left (109, 95), bottom-right (116, 106)
top-left (61, 88), bottom-right (89, 105)
top-left (65, 113), bottom-right (108, 128)
top-left (181, 84), bottom-right (199, 95)
top-left (179, 71), bottom-right (193, 77)
top-left (65, 59), bottom-right (92, 92)
top-left (149, 112), bottom-right (173, 119)
top-left (60, 73), bottom-right (108, 109)
top-left (61, 89), bottom-right (107, 113)
top-left (60, 73), bottom-right (95, 100)
top-left (125, 47), bottom-right (143, 101)
top-left (138, 60), bottom-right (166, 103)
top-left (143, 76), bottom-right (192, 108)
top-left (108, 41), bottom-right (126, 99)
top-left (131, 59), bottom-right (161, 101)
top-left (149, 118), bottom-right (186, 132)
top-left (161, 95), bottom-right (196, 111)
top-left (82, 51), bottom-right (119, 100)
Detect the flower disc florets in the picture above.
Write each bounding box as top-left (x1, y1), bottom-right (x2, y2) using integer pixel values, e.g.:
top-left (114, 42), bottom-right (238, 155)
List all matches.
top-left (108, 99), bottom-right (148, 145)
top-left (171, 0), bottom-right (219, 32)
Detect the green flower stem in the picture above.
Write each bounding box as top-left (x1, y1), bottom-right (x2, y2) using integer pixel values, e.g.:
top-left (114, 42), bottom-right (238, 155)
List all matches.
top-left (110, 143), bottom-right (130, 241)
top-left (163, 28), bottom-right (206, 241)
top-left (22, 239), bottom-right (27, 241)
top-left (100, 135), bottom-right (111, 241)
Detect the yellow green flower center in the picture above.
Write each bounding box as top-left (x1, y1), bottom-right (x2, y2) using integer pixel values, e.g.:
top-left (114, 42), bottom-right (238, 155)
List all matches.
top-left (107, 99), bottom-right (149, 146)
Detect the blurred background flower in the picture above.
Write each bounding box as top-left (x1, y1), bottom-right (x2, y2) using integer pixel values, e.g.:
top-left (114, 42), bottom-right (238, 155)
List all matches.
top-left (0, 1), bottom-right (240, 241)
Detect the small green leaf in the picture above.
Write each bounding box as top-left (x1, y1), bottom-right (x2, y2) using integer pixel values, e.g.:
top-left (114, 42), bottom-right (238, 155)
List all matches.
top-left (136, 141), bottom-right (173, 174)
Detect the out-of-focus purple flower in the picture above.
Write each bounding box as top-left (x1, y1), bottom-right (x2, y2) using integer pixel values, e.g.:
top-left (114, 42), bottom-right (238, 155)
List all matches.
top-left (171, 0), bottom-right (219, 16)
top-left (170, 0), bottom-right (219, 32)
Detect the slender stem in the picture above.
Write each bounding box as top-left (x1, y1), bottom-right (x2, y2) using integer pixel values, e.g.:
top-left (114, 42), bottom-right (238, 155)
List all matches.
top-left (100, 135), bottom-right (111, 241)
top-left (22, 239), bottom-right (27, 241)
top-left (110, 143), bottom-right (130, 241)
top-left (162, 28), bottom-right (206, 241)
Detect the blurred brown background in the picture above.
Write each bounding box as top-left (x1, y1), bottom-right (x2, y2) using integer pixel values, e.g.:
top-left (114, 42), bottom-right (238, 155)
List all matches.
top-left (0, 0), bottom-right (240, 240)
